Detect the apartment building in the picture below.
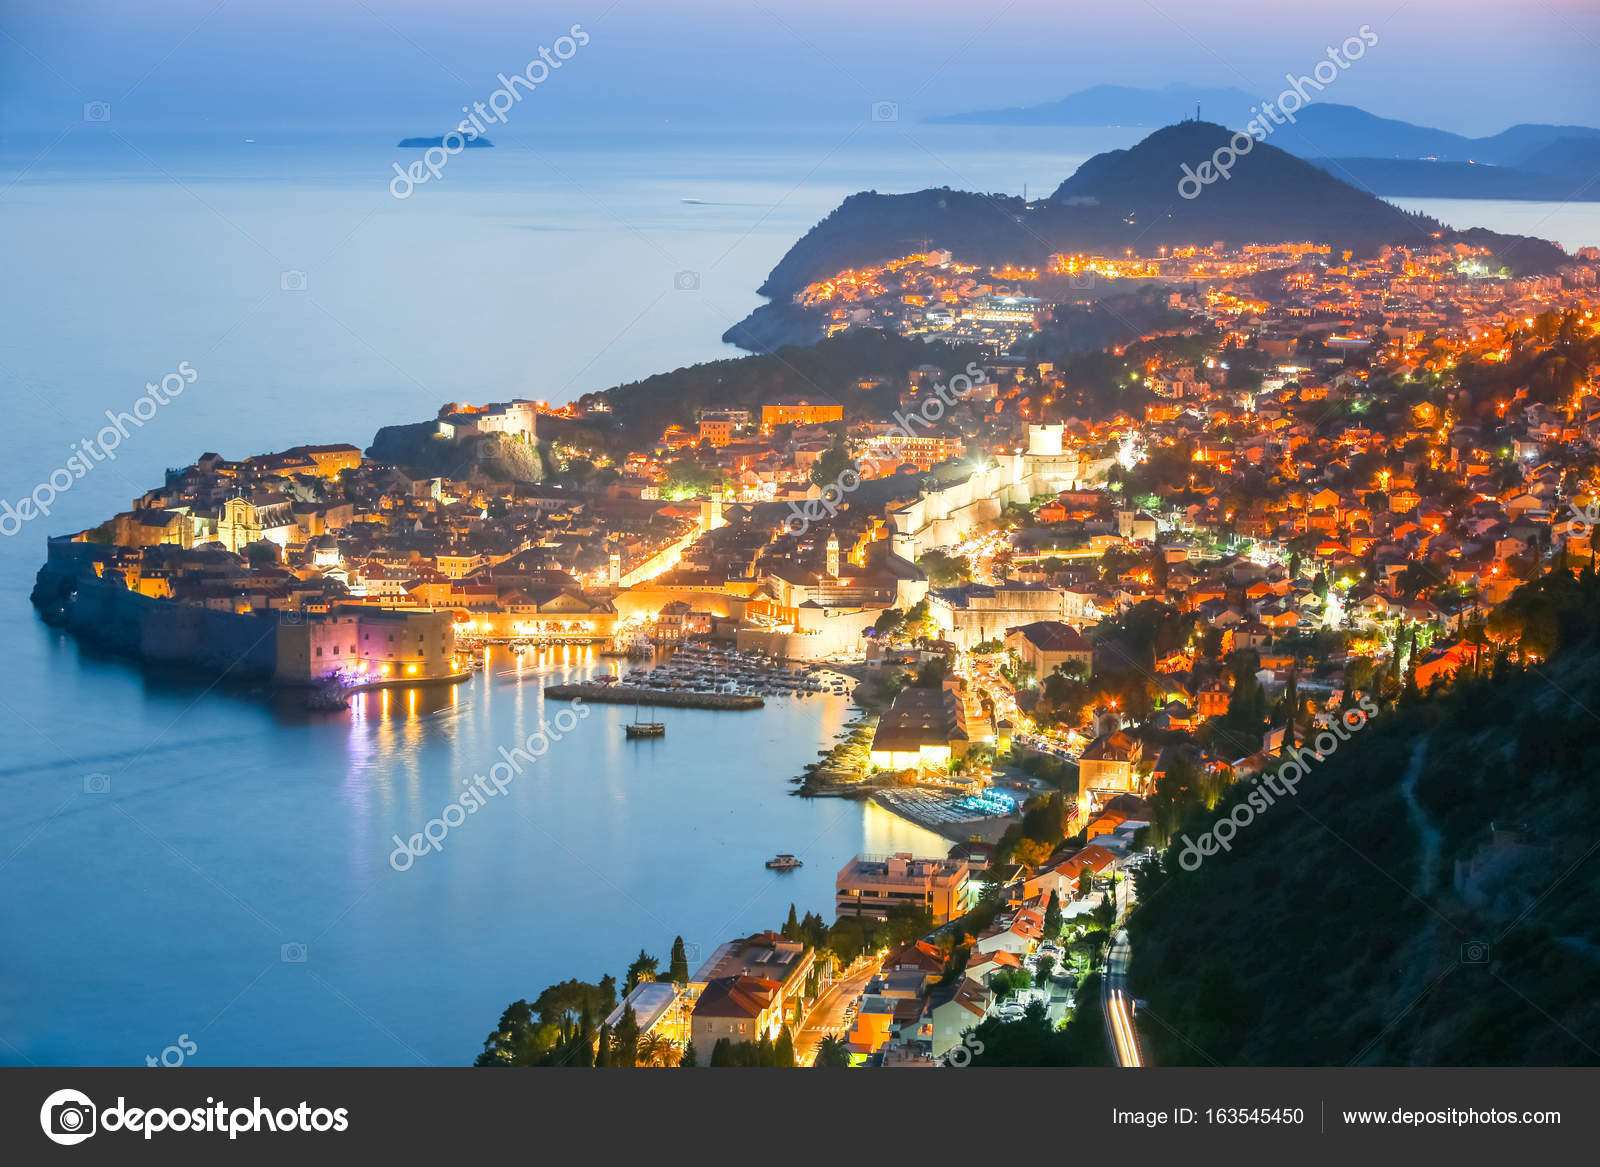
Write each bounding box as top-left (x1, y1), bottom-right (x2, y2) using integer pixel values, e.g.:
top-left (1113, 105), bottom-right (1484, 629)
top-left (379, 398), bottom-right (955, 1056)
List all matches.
top-left (836, 852), bottom-right (971, 925)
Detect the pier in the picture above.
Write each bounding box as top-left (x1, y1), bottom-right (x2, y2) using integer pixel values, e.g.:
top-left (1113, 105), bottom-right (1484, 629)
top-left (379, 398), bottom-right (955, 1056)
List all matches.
top-left (543, 683), bottom-right (765, 710)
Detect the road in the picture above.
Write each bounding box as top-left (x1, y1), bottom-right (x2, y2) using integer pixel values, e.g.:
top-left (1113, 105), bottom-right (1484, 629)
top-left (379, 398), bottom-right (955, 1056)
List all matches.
top-left (794, 958), bottom-right (880, 1066)
top-left (1102, 929), bottom-right (1144, 1068)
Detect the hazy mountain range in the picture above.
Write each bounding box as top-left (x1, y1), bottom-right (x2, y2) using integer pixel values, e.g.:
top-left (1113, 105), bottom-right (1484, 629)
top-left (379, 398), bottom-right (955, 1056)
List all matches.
top-left (932, 85), bottom-right (1600, 200)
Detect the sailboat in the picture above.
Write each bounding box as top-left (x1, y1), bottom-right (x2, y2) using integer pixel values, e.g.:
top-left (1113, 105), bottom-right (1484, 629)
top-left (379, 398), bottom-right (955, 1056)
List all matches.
top-left (624, 700), bottom-right (665, 738)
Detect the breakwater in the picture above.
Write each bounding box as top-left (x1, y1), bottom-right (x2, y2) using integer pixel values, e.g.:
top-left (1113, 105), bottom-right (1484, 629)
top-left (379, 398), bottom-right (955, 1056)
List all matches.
top-left (542, 683), bottom-right (764, 710)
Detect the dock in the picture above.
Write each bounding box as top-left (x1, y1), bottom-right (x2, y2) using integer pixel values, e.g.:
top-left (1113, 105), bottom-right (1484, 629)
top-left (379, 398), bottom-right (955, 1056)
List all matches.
top-left (543, 683), bottom-right (765, 710)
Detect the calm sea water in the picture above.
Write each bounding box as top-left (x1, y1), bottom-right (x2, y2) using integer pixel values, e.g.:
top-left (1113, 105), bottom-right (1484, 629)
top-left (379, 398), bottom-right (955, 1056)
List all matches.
top-left (2, 126), bottom-right (1597, 1065)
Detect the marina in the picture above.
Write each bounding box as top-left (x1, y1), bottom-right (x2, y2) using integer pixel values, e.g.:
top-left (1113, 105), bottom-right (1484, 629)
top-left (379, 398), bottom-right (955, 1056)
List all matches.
top-left (616, 643), bottom-right (856, 701)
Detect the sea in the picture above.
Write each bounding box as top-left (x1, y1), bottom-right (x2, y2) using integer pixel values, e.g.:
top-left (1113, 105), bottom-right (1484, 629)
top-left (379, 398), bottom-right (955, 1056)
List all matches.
top-left (2, 123), bottom-right (1597, 1066)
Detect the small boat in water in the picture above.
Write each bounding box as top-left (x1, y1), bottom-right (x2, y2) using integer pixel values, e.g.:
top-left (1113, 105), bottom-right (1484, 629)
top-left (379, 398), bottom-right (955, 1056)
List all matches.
top-left (765, 853), bottom-right (803, 871)
top-left (625, 702), bottom-right (665, 738)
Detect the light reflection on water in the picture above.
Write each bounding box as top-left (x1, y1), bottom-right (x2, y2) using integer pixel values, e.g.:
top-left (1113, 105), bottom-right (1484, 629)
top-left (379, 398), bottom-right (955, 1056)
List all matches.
top-left (0, 638), bottom-right (944, 1066)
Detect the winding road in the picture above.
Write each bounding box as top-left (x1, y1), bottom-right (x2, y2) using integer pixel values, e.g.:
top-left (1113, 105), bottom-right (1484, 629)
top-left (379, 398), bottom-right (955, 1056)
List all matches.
top-left (1103, 929), bottom-right (1144, 1067)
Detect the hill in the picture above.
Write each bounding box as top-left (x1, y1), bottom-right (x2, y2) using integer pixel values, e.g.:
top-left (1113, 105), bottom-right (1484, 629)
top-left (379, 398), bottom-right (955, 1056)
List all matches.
top-left (732, 121), bottom-right (1566, 343)
top-left (588, 328), bottom-right (986, 450)
top-left (1127, 569), bottom-right (1600, 1065)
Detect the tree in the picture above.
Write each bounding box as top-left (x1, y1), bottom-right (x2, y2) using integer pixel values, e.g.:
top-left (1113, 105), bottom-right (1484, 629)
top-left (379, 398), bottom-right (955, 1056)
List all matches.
top-left (681, 1041), bottom-right (699, 1067)
top-left (966, 995), bottom-right (1109, 1066)
top-left (625, 949), bottom-right (659, 993)
top-left (612, 1004), bottom-right (640, 1068)
top-left (814, 1035), bottom-right (851, 1067)
top-left (637, 1032), bottom-right (674, 1067)
top-left (669, 936), bottom-right (692, 985)
top-left (1013, 838), bottom-right (1053, 867)
top-left (774, 1026), bottom-right (796, 1067)
top-left (593, 1023), bottom-right (613, 1067)
top-left (473, 999), bottom-right (549, 1067)
top-left (245, 541), bottom-right (279, 567)
top-left (902, 599), bottom-right (934, 642)
top-left (991, 968), bottom-right (1032, 1000)
top-left (664, 459), bottom-right (721, 498)
top-left (1078, 868), bottom-right (1094, 899)
top-left (810, 438), bottom-right (855, 489)
top-left (1044, 889), bottom-right (1063, 937)
top-left (917, 550), bottom-right (971, 587)
top-left (1093, 894), bottom-right (1117, 929)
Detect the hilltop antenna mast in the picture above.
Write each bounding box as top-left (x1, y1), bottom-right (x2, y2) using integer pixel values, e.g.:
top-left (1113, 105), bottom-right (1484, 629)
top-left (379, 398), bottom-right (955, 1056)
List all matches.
top-left (1195, 100), bottom-right (1201, 122)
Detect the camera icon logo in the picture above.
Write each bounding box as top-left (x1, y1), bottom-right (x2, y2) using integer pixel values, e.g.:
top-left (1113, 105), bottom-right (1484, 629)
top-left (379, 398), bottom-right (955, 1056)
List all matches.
top-left (1068, 270), bottom-right (1097, 290)
top-left (674, 270), bottom-right (700, 291)
top-left (83, 102), bottom-right (111, 123)
top-left (280, 270), bottom-right (308, 292)
top-left (281, 942), bottom-right (308, 963)
top-left (871, 101), bottom-right (899, 122)
top-left (1461, 940), bottom-right (1490, 964)
top-left (84, 773), bottom-right (111, 795)
top-left (40, 1088), bottom-right (97, 1146)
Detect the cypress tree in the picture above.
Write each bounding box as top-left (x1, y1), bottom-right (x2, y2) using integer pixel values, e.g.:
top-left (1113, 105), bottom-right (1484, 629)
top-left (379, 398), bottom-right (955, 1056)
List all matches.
top-left (613, 1003), bottom-right (640, 1068)
top-left (669, 936), bottom-right (691, 985)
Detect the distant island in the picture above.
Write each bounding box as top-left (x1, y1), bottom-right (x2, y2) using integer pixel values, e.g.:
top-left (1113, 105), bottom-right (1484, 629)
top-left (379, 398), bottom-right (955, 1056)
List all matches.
top-left (397, 135), bottom-right (494, 148)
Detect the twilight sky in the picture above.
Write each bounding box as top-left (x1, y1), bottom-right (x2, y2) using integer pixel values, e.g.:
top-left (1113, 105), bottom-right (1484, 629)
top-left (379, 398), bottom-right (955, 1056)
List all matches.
top-left (2, 0), bottom-right (1597, 137)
